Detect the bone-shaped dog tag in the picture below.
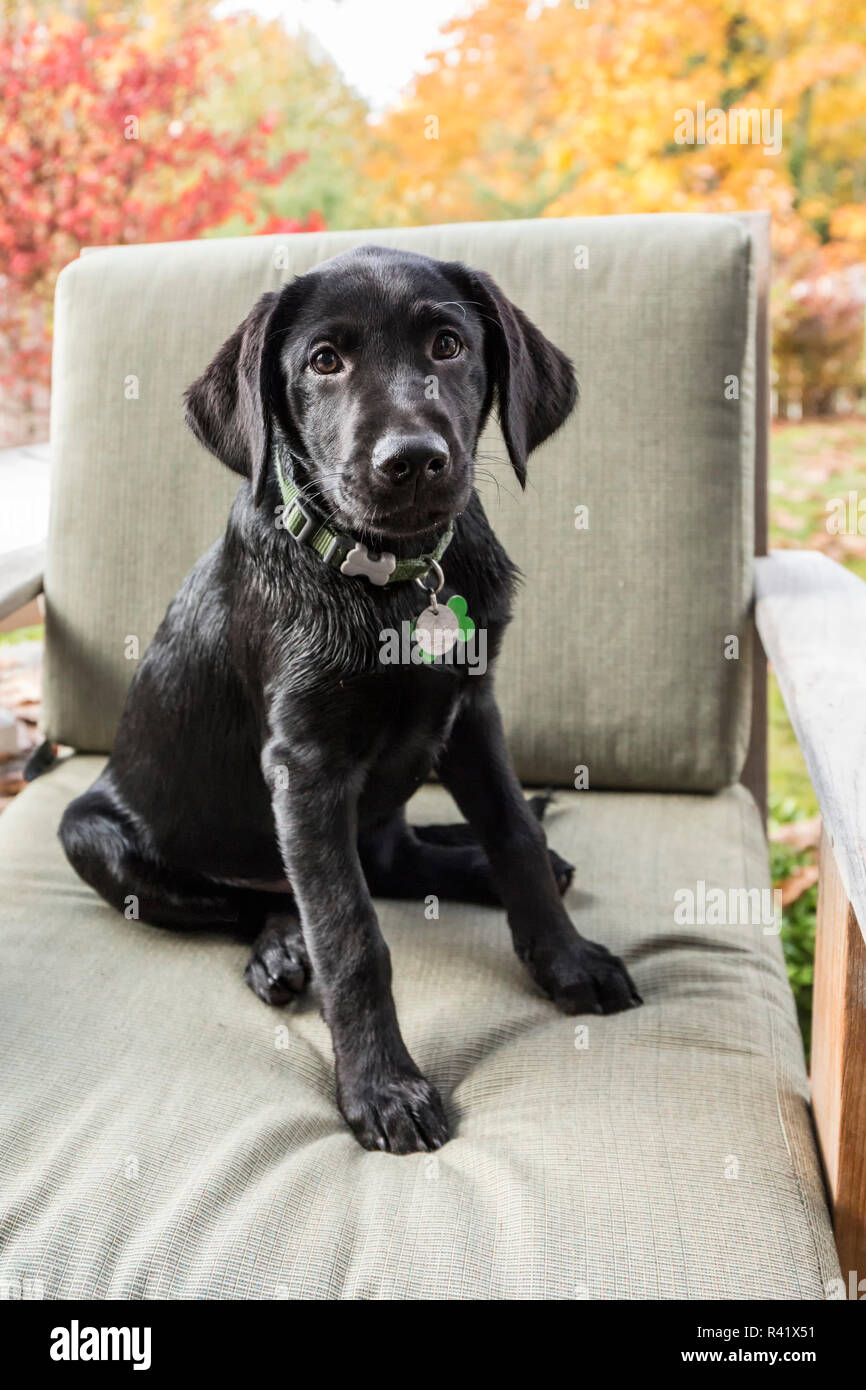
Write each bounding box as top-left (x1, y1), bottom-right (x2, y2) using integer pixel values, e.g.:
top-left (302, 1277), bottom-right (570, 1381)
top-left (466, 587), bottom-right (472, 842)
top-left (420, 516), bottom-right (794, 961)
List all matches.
top-left (340, 542), bottom-right (397, 585)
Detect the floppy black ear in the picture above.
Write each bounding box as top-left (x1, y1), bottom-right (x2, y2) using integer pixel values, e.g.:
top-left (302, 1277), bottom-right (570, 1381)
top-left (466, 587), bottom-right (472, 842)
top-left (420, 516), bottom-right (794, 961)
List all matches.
top-left (184, 290), bottom-right (284, 506)
top-left (448, 266), bottom-right (577, 487)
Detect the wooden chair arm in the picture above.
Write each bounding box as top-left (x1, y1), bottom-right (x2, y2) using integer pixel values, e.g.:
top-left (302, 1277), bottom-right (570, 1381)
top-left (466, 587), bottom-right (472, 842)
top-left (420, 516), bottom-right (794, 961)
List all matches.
top-left (755, 549), bottom-right (866, 1278)
top-left (0, 542), bottom-right (45, 624)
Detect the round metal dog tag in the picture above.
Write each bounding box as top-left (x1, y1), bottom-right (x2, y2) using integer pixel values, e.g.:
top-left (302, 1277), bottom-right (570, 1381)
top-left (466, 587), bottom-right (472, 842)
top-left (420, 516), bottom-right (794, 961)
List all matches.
top-left (414, 601), bottom-right (460, 658)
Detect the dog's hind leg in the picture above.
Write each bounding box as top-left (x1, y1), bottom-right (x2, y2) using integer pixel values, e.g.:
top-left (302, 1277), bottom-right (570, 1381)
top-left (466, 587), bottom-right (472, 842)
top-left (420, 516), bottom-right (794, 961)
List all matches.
top-left (60, 785), bottom-right (258, 929)
top-left (62, 785), bottom-right (312, 1003)
top-left (359, 799), bottom-right (574, 906)
top-left (413, 795), bottom-right (574, 897)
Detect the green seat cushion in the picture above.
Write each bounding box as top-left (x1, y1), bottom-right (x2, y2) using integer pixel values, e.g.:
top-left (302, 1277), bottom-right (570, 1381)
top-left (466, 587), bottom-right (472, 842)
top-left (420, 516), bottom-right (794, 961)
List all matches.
top-left (46, 214), bottom-right (755, 788)
top-left (0, 757), bottom-right (836, 1299)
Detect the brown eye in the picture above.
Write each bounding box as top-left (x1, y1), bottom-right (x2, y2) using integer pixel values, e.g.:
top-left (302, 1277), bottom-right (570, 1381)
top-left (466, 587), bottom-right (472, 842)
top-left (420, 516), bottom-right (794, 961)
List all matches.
top-left (310, 347), bottom-right (342, 374)
top-left (432, 330), bottom-right (462, 360)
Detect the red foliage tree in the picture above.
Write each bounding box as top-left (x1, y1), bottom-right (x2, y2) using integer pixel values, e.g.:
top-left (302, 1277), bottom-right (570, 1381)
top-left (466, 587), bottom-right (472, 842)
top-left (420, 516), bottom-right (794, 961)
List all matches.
top-left (0, 14), bottom-right (318, 439)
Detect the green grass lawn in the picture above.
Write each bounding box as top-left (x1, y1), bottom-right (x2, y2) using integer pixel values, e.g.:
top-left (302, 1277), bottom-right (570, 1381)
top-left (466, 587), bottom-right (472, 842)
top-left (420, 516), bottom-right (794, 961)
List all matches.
top-left (768, 418), bottom-right (866, 586)
top-left (769, 673), bottom-right (814, 811)
top-left (0, 624), bottom-right (42, 649)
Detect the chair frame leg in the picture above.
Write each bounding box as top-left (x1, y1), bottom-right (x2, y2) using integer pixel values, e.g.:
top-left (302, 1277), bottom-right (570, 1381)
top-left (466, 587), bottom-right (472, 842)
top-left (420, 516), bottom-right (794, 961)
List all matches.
top-left (811, 825), bottom-right (866, 1280)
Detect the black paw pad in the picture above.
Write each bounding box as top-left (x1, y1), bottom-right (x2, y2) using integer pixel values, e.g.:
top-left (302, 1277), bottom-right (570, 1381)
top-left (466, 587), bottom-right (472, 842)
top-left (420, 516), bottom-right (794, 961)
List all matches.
top-left (244, 922), bottom-right (310, 1006)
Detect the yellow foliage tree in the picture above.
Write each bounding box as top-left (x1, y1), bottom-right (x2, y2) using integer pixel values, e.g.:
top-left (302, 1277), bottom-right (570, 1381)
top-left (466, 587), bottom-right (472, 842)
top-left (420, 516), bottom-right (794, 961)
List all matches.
top-left (368, 0), bottom-right (866, 410)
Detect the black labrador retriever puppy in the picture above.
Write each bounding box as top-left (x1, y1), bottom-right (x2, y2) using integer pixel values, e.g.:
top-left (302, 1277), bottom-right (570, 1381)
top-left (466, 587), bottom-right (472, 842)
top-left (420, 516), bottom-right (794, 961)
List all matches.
top-left (60, 245), bottom-right (640, 1153)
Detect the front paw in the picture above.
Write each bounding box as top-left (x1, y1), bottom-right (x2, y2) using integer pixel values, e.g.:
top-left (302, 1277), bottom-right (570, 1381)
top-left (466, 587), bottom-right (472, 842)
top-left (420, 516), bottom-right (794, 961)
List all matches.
top-left (338, 1070), bottom-right (449, 1154)
top-left (528, 936), bottom-right (642, 1016)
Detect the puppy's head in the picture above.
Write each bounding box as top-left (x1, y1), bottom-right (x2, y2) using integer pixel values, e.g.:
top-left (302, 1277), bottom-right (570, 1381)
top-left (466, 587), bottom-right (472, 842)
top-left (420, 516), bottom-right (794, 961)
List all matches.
top-left (185, 245), bottom-right (576, 545)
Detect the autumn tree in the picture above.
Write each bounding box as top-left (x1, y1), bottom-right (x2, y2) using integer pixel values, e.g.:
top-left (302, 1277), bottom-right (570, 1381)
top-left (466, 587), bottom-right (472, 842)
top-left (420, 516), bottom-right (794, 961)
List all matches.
top-left (195, 15), bottom-right (377, 235)
top-left (0, 6), bottom-right (324, 441)
top-left (368, 0), bottom-right (866, 412)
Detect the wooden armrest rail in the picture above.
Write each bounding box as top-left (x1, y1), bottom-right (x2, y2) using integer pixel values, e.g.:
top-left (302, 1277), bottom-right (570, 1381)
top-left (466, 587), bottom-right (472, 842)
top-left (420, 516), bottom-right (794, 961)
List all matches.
top-left (0, 542), bottom-right (45, 624)
top-left (755, 549), bottom-right (866, 1281)
top-left (754, 550), bottom-right (866, 940)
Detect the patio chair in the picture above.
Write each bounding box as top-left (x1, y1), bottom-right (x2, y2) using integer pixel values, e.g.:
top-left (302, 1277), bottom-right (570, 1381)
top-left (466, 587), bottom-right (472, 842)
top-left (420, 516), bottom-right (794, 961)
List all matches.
top-left (1, 212), bottom-right (861, 1299)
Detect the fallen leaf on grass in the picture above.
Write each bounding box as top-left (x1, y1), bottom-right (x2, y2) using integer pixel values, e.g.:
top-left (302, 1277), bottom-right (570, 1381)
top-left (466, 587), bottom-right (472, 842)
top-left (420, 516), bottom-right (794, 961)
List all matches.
top-left (780, 864), bottom-right (820, 907)
top-left (804, 530), bottom-right (866, 562)
top-left (772, 510), bottom-right (807, 532)
top-left (771, 816), bottom-right (821, 852)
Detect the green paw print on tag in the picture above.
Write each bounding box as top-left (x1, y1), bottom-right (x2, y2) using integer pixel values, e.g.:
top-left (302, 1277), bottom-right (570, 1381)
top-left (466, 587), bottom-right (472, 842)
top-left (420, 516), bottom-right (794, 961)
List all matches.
top-left (415, 595), bottom-right (475, 664)
top-left (448, 595), bottom-right (475, 641)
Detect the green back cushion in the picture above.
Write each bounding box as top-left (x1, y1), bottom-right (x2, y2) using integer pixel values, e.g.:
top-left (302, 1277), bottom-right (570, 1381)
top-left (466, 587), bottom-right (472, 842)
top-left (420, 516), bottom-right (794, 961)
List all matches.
top-left (45, 215), bottom-right (755, 789)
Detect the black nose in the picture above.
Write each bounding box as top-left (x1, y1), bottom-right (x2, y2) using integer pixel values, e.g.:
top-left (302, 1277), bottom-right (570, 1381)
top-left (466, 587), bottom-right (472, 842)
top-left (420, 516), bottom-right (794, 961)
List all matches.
top-left (372, 433), bottom-right (450, 486)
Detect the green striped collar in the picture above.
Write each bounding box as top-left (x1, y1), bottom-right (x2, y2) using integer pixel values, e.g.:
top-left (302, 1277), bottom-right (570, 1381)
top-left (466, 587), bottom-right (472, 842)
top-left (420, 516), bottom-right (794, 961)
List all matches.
top-left (275, 451), bottom-right (454, 587)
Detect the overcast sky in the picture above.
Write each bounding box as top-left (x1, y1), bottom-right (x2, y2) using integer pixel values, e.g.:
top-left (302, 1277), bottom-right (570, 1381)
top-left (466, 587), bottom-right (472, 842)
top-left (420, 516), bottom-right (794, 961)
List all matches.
top-left (218, 0), bottom-right (468, 112)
